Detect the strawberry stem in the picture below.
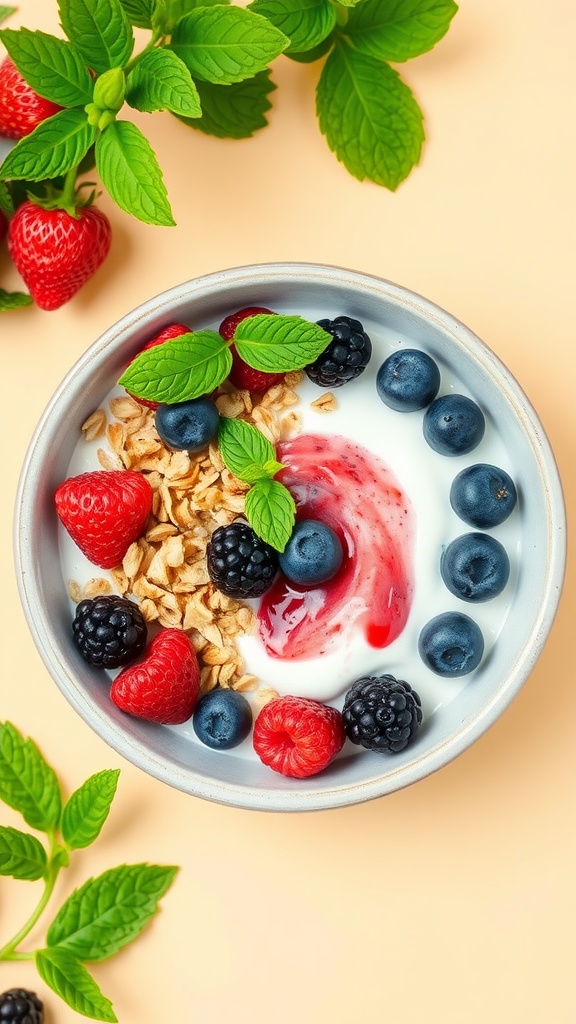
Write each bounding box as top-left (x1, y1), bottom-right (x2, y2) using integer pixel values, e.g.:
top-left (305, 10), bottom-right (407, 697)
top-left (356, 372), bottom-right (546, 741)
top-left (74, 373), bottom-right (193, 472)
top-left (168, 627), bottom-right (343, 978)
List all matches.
top-left (60, 165), bottom-right (79, 211)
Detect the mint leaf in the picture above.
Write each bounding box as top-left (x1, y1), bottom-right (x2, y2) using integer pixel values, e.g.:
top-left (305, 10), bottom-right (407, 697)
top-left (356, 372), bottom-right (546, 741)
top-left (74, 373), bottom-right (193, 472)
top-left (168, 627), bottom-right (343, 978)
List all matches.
top-left (0, 28), bottom-right (94, 105)
top-left (245, 477), bottom-right (295, 552)
top-left (163, 0), bottom-right (230, 32)
top-left (119, 0), bottom-right (155, 28)
top-left (346, 0), bottom-right (458, 62)
top-left (46, 862), bottom-right (178, 961)
top-left (0, 723), bottom-right (61, 832)
top-left (0, 289), bottom-right (33, 311)
top-left (316, 42), bottom-right (424, 190)
top-left (233, 313), bottom-right (331, 372)
top-left (249, 0), bottom-right (336, 54)
top-left (218, 416), bottom-right (278, 483)
top-left (180, 69), bottom-right (275, 139)
top-left (118, 330), bottom-right (231, 401)
top-left (61, 769), bottom-right (119, 851)
top-left (0, 6), bottom-right (16, 24)
top-left (95, 120), bottom-right (175, 225)
top-left (36, 948), bottom-right (117, 1022)
top-left (0, 109), bottom-right (96, 182)
top-left (170, 6), bottom-right (288, 84)
top-left (0, 825), bottom-right (48, 881)
top-left (126, 48), bottom-right (201, 117)
top-left (57, 0), bottom-right (134, 74)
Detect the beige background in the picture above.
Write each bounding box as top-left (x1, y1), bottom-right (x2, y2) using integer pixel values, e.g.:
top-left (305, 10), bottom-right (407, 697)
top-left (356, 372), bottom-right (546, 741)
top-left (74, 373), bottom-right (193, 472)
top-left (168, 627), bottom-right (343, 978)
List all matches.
top-left (1, 1), bottom-right (575, 1021)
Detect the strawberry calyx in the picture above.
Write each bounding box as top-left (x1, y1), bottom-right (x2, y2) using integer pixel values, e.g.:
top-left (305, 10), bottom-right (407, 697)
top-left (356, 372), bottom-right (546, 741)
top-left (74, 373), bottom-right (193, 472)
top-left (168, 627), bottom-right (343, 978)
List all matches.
top-left (24, 172), bottom-right (98, 219)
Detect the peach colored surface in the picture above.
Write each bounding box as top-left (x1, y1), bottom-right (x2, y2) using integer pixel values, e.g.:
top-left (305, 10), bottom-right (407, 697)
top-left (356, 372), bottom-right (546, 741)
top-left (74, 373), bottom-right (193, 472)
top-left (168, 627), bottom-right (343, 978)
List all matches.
top-left (1, 1), bottom-right (575, 1021)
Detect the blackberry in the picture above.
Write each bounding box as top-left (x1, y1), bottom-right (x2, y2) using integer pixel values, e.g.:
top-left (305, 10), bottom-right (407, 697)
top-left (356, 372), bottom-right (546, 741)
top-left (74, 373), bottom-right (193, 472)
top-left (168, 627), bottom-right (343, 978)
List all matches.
top-left (206, 522), bottom-right (278, 599)
top-left (342, 674), bottom-right (423, 753)
top-left (72, 595), bottom-right (147, 668)
top-left (0, 988), bottom-right (44, 1024)
top-left (306, 316), bottom-right (372, 388)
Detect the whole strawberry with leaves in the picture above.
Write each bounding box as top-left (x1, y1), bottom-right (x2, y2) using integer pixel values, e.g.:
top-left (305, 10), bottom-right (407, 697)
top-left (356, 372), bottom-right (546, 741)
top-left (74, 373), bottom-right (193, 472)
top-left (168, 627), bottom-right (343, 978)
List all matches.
top-left (8, 180), bottom-right (112, 310)
top-left (0, 55), bottom-right (62, 138)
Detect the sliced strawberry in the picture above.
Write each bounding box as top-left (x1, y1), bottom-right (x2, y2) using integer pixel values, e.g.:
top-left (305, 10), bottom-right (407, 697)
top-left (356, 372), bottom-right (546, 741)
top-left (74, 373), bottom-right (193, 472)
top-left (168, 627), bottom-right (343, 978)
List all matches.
top-left (55, 470), bottom-right (152, 569)
top-left (110, 628), bottom-right (200, 724)
top-left (253, 695), bottom-right (346, 778)
top-left (125, 322), bottom-right (191, 410)
top-left (0, 57), bottom-right (63, 138)
top-left (219, 306), bottom-right (285, 393)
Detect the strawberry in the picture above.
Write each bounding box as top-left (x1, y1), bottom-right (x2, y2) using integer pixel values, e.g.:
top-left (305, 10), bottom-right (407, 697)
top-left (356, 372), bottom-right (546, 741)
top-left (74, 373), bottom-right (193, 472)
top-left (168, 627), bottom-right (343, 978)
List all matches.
top-left (219, 306), bottom-right (285, 393)
top-left (125, 322), bottom-right (191, 410)
top-left (253, 695), bottom-right (346, 778)
top-left (110, 628), bottom-right (200, 724)
top-left (55, 470), bottom-right (152, 570)
top-left (0, 210), bottom-right (7, 243)
top-left (8, 200), bottom-right (112, 310)
top-left (0, 56), bottom-right (63, 138)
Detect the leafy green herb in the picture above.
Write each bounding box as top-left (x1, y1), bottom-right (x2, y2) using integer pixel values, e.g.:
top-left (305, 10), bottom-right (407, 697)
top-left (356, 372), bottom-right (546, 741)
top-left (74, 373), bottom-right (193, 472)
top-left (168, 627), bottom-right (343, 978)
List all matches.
top-left (125, 47), bottom-right (201, 117)
top-left (95, 119), bottom-right (175, 225)
top-left (218, 417), bottom-right (294, 549)
top-left (0, 27), bottom-right (94, 105)
top-left (169, 6), bottom-right (289, 85)
top-left (57, 0), bottom-right (135, 75)
top-left (245, 477), bottom-right (296, 552)
top-left (180, 69), bottom-right (276, 139)
top-left (233, 313), bottom-right (332, 372)
top-left (118, 329), bottom-right (232, 401)
top-left (0, 288), bottom-right (33, 311)
top-left (0, 0), bottom-right (458, 310)
top-left (346, 0), bottom-right (458, 62)
top-left (316, 41), bottom-right (424, 190)
top-left (218, 416), bottom-right (279, 483)
top-left (0, 722), bottom-right (178, 1022)
top-left (1, 108), bottom-right (97, 182)
top-left (248, 0), bottom-right (336, 55)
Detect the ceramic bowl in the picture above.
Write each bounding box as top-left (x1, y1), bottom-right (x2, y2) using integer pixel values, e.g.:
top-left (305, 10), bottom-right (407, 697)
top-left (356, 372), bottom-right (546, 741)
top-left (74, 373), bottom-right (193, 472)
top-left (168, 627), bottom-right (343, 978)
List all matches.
top-left (14, 263), bottom-right (566, 811)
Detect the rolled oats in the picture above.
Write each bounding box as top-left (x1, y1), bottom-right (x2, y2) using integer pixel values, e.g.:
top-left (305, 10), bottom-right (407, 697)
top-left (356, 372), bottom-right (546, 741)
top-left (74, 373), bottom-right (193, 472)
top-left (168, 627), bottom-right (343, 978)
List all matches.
top-left (82, 376), bottom-right (302, 694)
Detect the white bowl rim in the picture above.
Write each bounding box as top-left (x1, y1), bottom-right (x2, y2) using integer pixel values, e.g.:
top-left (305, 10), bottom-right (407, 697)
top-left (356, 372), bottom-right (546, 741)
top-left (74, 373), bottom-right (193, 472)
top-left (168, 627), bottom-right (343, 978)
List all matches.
top-left (13, 262), bottom-right (567, 811)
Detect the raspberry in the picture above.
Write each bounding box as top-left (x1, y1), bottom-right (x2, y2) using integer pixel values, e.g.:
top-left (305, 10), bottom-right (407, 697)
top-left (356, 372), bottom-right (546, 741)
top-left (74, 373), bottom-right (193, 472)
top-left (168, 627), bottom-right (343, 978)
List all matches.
top-left (72, 596), bottom-right (147, 668)
top-left (306, 315), bottom-right (372, 387)
top-left (0, 988), bottom-right (44, 1024)
top-left (342, 674), bottom-right (423, 753)
top-left (206, 522), bottom-right (279, 599)
top-left (253, 695), bottom-right (345, 778)
top-left (219, 306), bottom-right (284, 393)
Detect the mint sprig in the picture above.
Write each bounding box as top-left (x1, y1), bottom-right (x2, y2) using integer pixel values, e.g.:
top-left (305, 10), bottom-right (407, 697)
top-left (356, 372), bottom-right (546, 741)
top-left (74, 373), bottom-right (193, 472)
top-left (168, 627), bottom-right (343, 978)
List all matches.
top-left (218, 417), bottom-right (295, 551)
top-left (0, 722), bottom-right (178, 1023)
top-left (117, 313), bottom-right (332, 403)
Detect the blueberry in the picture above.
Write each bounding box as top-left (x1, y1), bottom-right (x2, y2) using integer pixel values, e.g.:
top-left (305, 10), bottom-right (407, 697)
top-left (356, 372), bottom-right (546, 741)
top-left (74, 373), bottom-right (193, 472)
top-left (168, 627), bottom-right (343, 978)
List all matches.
top-left (418, 611), bottom-right (484, 676)
top-left (279, 519), bottom-right (343, 586)
top-left (423, 394), bottom-right (485, 456)
top-left (450, 463), bottom-right (517, 528)
top-left (155, 396), bottom-right (219, 453)
top-left (376, 348), bottom-right (441, 412)
top-left (193, 688), bottom-right (253, 750)
top-left (440, 532), bottom-right (510, 602)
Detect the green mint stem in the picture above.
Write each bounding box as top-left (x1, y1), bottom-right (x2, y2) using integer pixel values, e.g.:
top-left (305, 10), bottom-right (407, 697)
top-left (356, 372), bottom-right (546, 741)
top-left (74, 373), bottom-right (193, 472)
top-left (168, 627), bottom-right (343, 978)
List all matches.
top-left (0, 831), bottom-right (63, 960)
top-left (60, 165), bottom-right (79, 209)
top-left (124, 32), bottom-right (163, 74)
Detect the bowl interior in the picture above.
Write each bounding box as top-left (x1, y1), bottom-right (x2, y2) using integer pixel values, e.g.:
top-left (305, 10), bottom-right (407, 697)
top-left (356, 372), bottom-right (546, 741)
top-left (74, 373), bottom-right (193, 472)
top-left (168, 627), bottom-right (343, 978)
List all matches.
top-left (14, 263), bottom-right (566, 811)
